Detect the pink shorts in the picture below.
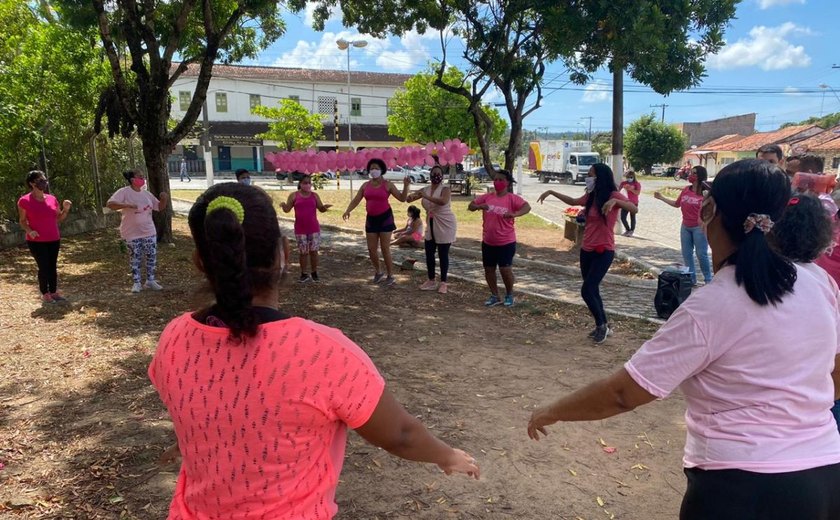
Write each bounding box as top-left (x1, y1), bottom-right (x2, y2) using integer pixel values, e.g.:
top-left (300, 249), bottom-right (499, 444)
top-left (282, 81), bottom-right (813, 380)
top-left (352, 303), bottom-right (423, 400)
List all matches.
top-left (411, 231), bottom-right (423, 242)
top-left (296, 233), bottom-right (321, 254)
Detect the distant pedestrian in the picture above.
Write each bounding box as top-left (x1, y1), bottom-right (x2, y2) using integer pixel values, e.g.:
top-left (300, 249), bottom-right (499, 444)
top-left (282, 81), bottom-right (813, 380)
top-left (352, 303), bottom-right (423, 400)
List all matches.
top-left (107, 170), bottom-right (168, 293)
top-left (17, 170), bottom-right (72, 303)
top-left (235, 168), bottom-right (251, 185)
top-left (654, 165), bottom-right (712, 286)
top-left (407, 164), bottom-right (457, 294)
top-left (469, 169), bottom-right (531, 307)
top-left (179, 157), bottom-right (191, 182)
top-left (342, 158), bottom-right (410, 286)
top-left (280, 175), bottom-right (331, 283)
top-left (538, 163), bottom-right (637, 343)
top-left (618, 170), bottom-right (641, 236)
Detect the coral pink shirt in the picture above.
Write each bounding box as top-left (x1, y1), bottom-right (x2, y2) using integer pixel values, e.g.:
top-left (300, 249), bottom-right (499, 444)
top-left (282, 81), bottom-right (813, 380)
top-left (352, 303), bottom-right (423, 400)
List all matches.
top-left (815, 224), bottom-right (840, 284)
top-left (293, 192), bottom-right (320, 235)
top-left (363, 181), bottom-right (391, 216)
top-left (618, 180), bottom-right (641, 205)
top-left (473, 191), bottom-right (527, 246)
top-left (107, 186), bottom-right (160, 241)
top-left (581, 192), bottom-right (628, 252)
top-left (17, 193), bottom-right (60, 242)
top-left (625, 265), bottom-right (840, 473)
top-left (149, 313), bottom-right (385, 520)
top-left (676, 186), bottom-right (703, 227)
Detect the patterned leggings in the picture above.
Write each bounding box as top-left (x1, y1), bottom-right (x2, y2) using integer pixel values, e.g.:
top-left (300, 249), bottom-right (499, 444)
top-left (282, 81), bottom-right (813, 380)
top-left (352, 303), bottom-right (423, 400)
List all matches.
top-left (127, 235), bottom-right (157, 283)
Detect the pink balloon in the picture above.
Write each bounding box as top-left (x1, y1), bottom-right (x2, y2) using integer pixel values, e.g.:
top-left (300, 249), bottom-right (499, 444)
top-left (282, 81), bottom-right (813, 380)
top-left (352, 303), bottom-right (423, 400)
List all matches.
top-left (387, 157), bottom-right (397, 169)
top-left (444, 139), bottom-right (452, 150)
top-left (439, 154), bottom-right (449, 166)
top-left (425, 142), bottom-right (435, 155)
top-left (424, 155), bottom-right (436, 167)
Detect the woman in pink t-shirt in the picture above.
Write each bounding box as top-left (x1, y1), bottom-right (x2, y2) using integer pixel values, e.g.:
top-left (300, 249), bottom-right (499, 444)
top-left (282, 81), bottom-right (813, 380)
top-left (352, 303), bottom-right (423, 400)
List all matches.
top-left (654, 165), bottom-right (712, 286)
top-left (618, 170), bottom-right (641, 237)
top-left (538, 163), bottom-right (637, 343)
top-left (17, 170), bottom-right (72, 303)
top-left (150, 183), bottom-right (478, 520)
top-left (528, 160), bottom-right (840, 520)
top-left (106, 170), bottom-right (169, 293)
top-left (468, 169), bottom-right (531, 307)
top-left (280, 175), bottom-right (331, 283)
top-left (342, 158), bottom-right (410, 286)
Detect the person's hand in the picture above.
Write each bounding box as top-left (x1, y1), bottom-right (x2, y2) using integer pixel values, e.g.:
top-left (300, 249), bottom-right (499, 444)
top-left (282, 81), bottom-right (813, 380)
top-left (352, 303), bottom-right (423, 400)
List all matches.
top-left (323, 204), bottom-right (333, 210)
top-left (125, 204), bottom-right (138, 210)
top-left (503, 211), bottom-right (516, 219)
top-left (62, 200), bottom-right (72, 211)
top-left (159, 192), bottom-right (169, 203)
top-left (537, 191), bottom-right (551, 204)
top-left (478, 203), bottom-right (490, 211)
top-left (403, 175), bottom-right (411, 187)
top-left (527, 405), bottom-right (556, 441)
top-left (438, 448), bottom-right (480, 480)
top-left (653, 191), bottom-right (662, 200)
top-left (601, 199), bottom-right (618, 214)
top-left (342, 211), bottom-right (351, 221)
top-left (158, 443), bottom-right (181, 465)
top-left (27, 230), bottom-right (39, 239)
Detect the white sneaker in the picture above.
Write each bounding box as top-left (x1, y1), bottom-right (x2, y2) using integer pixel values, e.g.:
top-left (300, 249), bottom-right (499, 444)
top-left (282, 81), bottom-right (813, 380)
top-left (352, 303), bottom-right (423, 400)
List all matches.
top-left (144, 280), bottom-right (163, 291)
top-left (131, 282), bottom-right (142, 293)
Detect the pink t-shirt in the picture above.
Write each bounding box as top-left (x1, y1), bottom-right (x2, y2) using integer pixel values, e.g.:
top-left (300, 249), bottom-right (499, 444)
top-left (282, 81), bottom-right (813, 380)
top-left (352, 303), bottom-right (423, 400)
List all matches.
top-left (149, 313), bottom-right (385, 520)
top-left (107, 186), bottom-right (159, 241)
top-left (581, 192), bottom-right (628, 252)
top-left (473, 192), bottom-right (527, 246)
top-left (293, 192), bottom-right (320, 235)
top-left (17, 193), bottom-right (60, 242)
top-left (618, 180), bottom-right (641, 205)
top-left (363, 181), bottom-right (391, 216)
top-left (676, 186), bottom-right (703, 227)
top-left (625, 264), bottom-right (840, 473)
top-left (815, 223), bottom-right (840, 284)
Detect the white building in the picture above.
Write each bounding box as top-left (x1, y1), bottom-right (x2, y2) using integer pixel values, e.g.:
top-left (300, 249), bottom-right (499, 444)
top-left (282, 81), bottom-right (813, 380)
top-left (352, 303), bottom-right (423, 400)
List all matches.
top-left (168, 63), bottom-right (411, 173)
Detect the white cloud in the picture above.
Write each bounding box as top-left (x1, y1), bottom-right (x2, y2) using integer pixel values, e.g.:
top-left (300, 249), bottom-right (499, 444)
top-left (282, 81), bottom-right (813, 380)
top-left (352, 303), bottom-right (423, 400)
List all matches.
top-left (784, 86), bottom-right (804, 96)
top-left (706, 22), bottom-right (812, 71)
top-left (303, 2), bottom-right (342, 27)
top-left (582, 80), bottom-right (611, 103)
top-left (273, 31), bottom-right (389, 70)
top-left (376, 30), bottom-right (436, 72)
top-left (757, 0), bottom-right (806, 9)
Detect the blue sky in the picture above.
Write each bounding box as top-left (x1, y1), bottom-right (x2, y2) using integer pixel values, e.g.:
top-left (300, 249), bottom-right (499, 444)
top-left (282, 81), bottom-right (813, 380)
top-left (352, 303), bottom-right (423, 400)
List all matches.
top-left (246, 0), bottom-right (839, 134)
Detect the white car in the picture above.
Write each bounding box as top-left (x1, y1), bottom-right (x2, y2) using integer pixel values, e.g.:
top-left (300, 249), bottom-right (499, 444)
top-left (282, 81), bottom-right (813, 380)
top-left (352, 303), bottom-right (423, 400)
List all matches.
top-left (383, 167), bottom-right (426, 183)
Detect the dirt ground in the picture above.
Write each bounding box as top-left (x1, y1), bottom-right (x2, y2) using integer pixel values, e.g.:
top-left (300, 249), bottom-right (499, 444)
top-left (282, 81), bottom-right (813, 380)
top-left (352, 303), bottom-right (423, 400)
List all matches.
top-left (0, 219), bottom-right (686, 519)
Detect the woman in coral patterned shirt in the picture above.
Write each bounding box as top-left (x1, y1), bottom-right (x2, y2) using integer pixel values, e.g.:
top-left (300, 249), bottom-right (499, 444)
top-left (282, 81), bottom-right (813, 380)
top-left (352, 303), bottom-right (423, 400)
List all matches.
top-left (149, 183), bottom-right (479, 520)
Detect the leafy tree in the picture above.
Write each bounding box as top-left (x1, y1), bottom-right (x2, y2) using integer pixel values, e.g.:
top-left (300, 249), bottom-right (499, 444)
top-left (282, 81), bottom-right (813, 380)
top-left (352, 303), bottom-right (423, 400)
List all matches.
top-left (625, 114), bottom-right (686, 174)
top-left (591, 132), bottom-right (612, 159)
top-left (55, 0), bottom-right (286, 241)
top-left (782, 112), bottom-right (840, 129)
top-left (253, 99), bottom-right (324, 152)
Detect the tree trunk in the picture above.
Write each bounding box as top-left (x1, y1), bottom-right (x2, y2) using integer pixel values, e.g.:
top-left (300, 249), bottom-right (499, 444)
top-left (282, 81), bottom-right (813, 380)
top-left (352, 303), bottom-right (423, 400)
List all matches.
top-left (142, 138), bottom-right (173, 243)
top-left (504, 120), bottom-right (523, 172)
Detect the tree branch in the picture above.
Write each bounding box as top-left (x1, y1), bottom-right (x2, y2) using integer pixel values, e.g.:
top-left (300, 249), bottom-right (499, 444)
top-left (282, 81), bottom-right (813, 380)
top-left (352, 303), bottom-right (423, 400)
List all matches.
top-left (163, 0), bottom-right (199, 63)
top-left (91, 0), bottom-right (139, 123)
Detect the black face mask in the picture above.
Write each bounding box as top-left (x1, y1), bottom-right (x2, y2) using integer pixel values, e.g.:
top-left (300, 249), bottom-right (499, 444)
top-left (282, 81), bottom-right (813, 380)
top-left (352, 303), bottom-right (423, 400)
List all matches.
top-left (34, 179), bottom-right (49, 191)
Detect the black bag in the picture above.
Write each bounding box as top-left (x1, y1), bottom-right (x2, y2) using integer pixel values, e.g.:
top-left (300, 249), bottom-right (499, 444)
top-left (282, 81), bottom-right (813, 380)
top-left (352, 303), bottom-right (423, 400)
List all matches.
top-left (654, 271), bottom-right (692, 319)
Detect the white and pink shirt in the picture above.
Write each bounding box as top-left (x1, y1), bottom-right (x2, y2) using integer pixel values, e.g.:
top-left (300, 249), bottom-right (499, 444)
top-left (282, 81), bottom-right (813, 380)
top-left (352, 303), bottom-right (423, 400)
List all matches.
top-left (625, 264), bottom-right (840, 473)
top-left (107, 186), bottom-right (160, 241)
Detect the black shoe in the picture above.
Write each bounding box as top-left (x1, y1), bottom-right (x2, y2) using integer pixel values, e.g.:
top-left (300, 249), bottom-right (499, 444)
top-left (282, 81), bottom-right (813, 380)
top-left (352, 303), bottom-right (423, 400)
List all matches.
top-left (587, 327), bottom-right (597, 339)
top-left (593, 324), bottom-right (612, 344)
top-left (311, 272), bottom-right (319, 282)
top-left (298, 274), bottom-right (313, 283)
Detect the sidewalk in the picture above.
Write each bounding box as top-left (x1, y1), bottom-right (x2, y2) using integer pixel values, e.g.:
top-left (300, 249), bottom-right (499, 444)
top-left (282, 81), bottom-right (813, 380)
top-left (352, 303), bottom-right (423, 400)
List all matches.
top-left (172, 199), bottom-right (663, 323)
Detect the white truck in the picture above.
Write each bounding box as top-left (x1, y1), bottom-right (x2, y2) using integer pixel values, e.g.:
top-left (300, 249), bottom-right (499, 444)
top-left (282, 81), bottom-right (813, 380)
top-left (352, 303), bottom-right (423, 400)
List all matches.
top-left (528, 140), bottom-right (600, 184)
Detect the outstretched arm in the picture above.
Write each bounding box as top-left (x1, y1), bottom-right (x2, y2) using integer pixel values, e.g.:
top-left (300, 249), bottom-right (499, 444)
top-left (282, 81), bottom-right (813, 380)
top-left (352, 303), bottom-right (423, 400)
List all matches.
top-left (537, 190), bottom-right (586, 206)
top-left (653, 192), bottom-right (679, 208)
top-left (314, 193), bottom-right (332, 213)
top-left (280, 192), bottom-right (295, 213)
top-left (343, 184), bottom-right (367, 220)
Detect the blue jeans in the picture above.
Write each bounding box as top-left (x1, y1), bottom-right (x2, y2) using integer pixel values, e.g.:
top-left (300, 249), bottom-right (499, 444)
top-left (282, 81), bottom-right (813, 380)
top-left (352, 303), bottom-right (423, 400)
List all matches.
top-left (832, 400), bottom-right (840, 433)
top-left (680, 225), bottom-right (712, 285)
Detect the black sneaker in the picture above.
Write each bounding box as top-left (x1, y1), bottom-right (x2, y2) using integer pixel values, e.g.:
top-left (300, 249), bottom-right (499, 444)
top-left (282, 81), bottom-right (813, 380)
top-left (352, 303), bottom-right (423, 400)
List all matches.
top-left (298, 274), bottom-right (313, 283)
top-left (593, 324), bottom-right (612, 344)
top-left (587, 327), bottom-right (597, 339)
top-left (311, 272), bottom-right (319, 282)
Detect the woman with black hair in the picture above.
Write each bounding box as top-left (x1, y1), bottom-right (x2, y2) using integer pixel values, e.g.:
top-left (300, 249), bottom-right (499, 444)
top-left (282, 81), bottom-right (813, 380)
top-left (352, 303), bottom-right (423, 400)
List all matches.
top-left (528, 160), bottom-right (840, 520)
top-left (107, 170), bottom-right (168, 293)
top-left (407, 164), bottom-right (457, 294)
top-left (149, 183), bottom-right (479, 519)
top-left (343, 158), bottom-right (410, 286)
top-left (468, 169), bottom-right (531, 307)
top-left (654, 165), bottom-right (712, 286)
top-left (538, 163), bottom-right (637, 343)
top-left (17, 170), bottom-right (72, 303)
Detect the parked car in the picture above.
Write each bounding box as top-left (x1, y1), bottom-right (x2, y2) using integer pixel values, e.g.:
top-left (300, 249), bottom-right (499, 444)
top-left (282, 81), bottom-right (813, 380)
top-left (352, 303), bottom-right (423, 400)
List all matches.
top-left (650, 164), bottom-right (665, 175)
top-left (275, 170), bottom-right (308, 182)
top-left (469, 164), bottom-right (501, 181)
top-left (664, 166), bottom-right (680, 178)
top-left (383, 167), bottom-right (424, 183)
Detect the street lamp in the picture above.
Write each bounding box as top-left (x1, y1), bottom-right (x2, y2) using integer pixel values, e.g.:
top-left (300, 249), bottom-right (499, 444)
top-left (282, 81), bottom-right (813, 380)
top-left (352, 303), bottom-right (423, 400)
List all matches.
top-left (337, 38), bottom-right (367, 196)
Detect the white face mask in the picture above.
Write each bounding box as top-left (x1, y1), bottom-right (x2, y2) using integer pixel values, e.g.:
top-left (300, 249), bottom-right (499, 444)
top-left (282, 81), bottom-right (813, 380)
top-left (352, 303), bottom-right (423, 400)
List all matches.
top-left (370, 169), bottom-right (382, 179)
top-left (585, 177), bottom-right (596, 193)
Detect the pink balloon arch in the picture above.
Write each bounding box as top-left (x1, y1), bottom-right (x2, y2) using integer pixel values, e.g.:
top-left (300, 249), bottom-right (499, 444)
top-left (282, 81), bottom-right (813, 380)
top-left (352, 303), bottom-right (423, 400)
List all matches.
top-left (264, 139), bottom-right (470, 174)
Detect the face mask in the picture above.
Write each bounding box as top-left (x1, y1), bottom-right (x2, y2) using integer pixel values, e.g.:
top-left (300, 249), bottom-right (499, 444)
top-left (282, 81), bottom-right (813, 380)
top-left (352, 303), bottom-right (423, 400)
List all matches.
top-left (300, 184), bottom-right (311, 193)
top-left (240, 177), bottom-right (251, 186)
top-left (626, 177), bottom-right (634, 182)
top-left (131, 178), bottom-right (146, 188)
top-left (34, 179), bottom-right (48, 191)
top-left (585, 177), bottom-right (596, 193)
top-left (370, 169), bottom-right (382, 179)
top-left (688, 174), bottom-right (698, 184)
top-left (431, 172), bottom-right (443, 184)
top-left (493, 179), bottom-right (508, 192)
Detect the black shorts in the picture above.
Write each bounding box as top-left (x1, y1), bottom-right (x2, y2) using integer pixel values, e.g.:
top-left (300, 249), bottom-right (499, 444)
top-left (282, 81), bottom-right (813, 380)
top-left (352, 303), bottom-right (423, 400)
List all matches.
top-left (481, 241), bottom-right (516, 268)
top-left (365, 208), bottom-right (396, 234)
top-left (680, 464), bottom-right (840, 520)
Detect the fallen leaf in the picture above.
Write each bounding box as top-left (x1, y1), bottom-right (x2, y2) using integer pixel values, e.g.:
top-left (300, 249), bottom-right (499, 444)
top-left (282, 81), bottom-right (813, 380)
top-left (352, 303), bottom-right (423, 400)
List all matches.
top-left (596, 496), bottom-right (605, 507)
top-left (598, 437), bottom-right (607, 447)
top-left (108, 495), bottom-right (124, 504)
top-left (568, 468), bottom-right (577, 476)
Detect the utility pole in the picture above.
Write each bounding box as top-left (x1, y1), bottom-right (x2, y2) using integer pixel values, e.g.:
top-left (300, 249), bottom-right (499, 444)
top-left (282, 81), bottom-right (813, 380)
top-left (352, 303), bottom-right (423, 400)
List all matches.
top-left (202, 100), bottom-right (214, 187)
top-left (581, 117), bottom-right (593, 141)
top-left (611, 64), bottom-right (624, 183)
top-left (650, 103), bottom-right (668, 123)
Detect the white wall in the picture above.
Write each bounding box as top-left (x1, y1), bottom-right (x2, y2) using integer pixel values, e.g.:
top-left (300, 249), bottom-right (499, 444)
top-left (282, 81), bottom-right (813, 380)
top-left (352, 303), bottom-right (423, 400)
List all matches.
top-left (170, 77), bottom-right (399, 125)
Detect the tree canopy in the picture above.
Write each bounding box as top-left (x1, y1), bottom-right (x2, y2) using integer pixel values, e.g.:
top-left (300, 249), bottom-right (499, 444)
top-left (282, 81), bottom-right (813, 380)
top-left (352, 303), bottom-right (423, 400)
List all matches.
top-left (625, 114), bottom-right (686, 173)
top-left (388, 65), bottom-right (507, 146)
top-left (783, 112), bottom-right (840, 130)
top-left (253, 99), bottom-right (324, 152)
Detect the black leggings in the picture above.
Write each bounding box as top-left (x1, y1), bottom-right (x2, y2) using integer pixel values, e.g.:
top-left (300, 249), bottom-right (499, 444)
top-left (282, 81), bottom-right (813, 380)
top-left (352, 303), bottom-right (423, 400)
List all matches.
top-left (620, 209), bottom-right (636, 232)
top-left (27, 240), bottom-right (61, 294)
top-left (580, 249), bottom-right (614, 326)
top-left (680, 464), bottom-right (840, 520)
top-left (424, 219), bottom-right (451, 282)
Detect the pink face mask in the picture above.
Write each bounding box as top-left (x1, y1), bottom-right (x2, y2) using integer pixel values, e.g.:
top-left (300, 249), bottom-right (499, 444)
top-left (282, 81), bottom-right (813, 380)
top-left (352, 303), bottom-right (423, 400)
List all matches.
top-left (131, 177), bottom-right (146, 188)
top-left (688, 174), bottom-right (697, 184)
top-left (493, 179), bottom-right (508, 192)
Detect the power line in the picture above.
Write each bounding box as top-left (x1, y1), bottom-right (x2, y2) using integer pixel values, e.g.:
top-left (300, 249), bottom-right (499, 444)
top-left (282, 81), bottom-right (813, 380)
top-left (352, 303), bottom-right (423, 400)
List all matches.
top-left (650, 103), bottom-right (668, 123)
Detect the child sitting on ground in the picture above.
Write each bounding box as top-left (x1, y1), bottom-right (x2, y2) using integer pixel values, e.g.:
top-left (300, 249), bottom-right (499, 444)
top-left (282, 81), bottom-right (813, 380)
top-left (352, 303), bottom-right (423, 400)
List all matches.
top-left (392, 205), bottom-right (424, 248)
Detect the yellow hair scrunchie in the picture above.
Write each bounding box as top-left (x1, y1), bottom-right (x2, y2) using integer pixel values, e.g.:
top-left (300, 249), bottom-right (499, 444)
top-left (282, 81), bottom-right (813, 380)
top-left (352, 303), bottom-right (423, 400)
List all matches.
top-left (206, 196), bottom-right (245, 224)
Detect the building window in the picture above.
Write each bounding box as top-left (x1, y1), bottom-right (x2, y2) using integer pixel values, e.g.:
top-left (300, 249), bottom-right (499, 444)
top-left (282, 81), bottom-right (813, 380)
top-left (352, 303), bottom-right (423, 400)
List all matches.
top-left (318, 96), bottom-right (336, 115)
top-left (351, 97), bottom-right (361, 116)
top-left (215, 92), bottom-right (228, 113)
top-left (288, 95), bottom-right (300, 103)
top-left (833, 157), bottom-right (840, 170)
top-left (179, 91), bottom-right (191, 111)
top-left (249, 94), bottom-right (261, 110)
top-left (386, 98), bottom-right (394, 116)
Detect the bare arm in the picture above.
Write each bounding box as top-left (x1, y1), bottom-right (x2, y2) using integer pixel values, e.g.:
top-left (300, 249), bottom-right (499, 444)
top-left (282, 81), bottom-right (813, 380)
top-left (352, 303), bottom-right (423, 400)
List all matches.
top-left (18, 206), bottom-right (35, 238)
top-left (603, 198), bottom-right (638, 215)
top-left (57, 200), bottom-right (72, 223)
top-left (422, 186), bottom-right (451, 206)
top-left (157, 192), bottom-right (168, 212)
top-left (343, 183), bottom-right (367, 219)
top-left (527, 368), bottom-right (657, 440)
top-left (537, 190), bottom-right (586, 206)
top-left (625, 183), bottom-right (641, 196)
top-left (390, 179), bottom-right (410, 203)
top-left (506, 201), bottom-right (531, 219)
top-left (314, 193), bottom-right (332, 213)
top-left (654, 192), bottom-right (679, 208)
top-left (355, 389), bottom-right (479, 478)
top-left (468, 199), bottom-right (488, 212)
top-left (280, 193), bottom-right (295, 213)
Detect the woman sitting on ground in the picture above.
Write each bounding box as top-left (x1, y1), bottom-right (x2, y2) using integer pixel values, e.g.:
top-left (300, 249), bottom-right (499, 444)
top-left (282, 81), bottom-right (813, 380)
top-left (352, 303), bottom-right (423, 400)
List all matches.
top-left (392, 205), bottom-right (424, 248)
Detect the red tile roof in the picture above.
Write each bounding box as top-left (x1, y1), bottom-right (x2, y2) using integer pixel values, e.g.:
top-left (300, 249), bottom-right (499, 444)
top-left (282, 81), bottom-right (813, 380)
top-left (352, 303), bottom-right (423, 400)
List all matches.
top-left (173, 63), bottom-right (412, 87)
top-left (792, 126), bottom-right (840, 152)
top-left (723, 125), bottom-right (820, 152)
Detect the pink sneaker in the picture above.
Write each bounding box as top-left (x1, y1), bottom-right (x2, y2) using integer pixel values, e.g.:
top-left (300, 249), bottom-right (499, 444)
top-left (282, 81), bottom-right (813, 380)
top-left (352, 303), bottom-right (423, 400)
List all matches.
top-left (419, 280), bottom-right (437, 291)
top-left (42, 293), bottom-right (55, 304)
top-left (50, 292), bottom-right (67, 302)
top-left (437, 282), bottom-right (448, 294)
